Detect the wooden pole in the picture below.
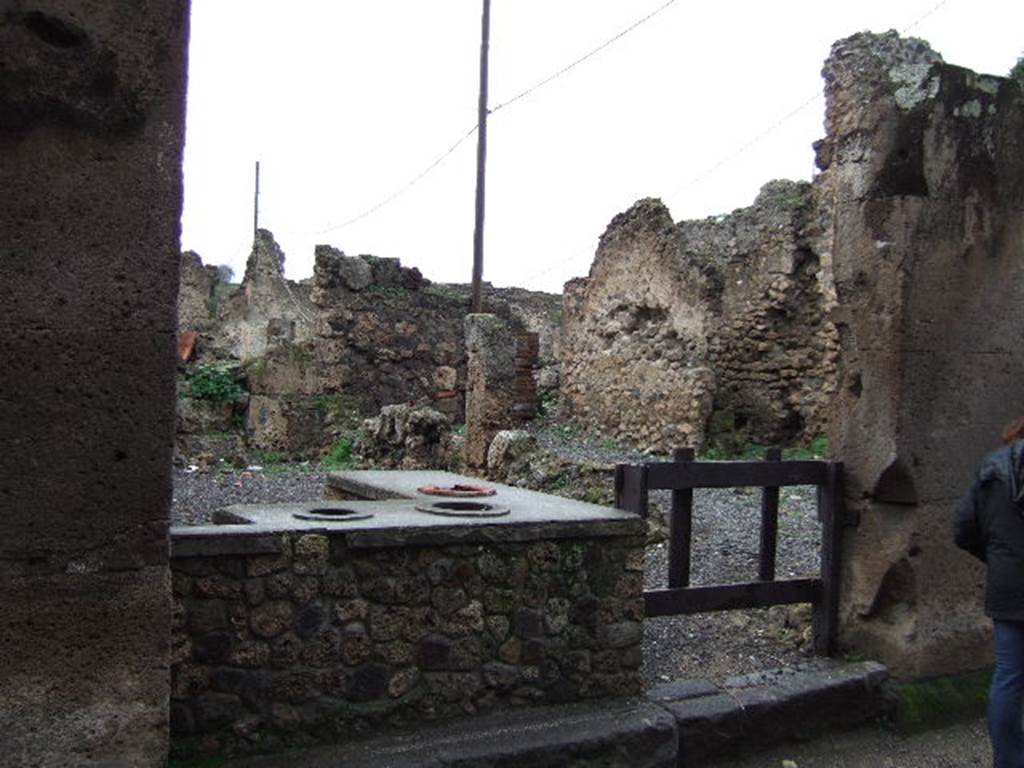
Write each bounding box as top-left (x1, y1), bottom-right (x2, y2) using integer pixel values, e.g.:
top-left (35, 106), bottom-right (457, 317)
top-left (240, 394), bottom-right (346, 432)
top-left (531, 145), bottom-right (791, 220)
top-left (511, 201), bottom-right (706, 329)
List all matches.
top-left (470, 0), bottom-right (491, 313)
top-left (253, 160), bottom-right (260, 237)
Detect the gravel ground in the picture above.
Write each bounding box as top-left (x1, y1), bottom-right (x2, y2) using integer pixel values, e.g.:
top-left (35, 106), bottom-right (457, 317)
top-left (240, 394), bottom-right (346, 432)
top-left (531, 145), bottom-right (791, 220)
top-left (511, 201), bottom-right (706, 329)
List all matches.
top-left (171, 430), bottom-right (823, 687)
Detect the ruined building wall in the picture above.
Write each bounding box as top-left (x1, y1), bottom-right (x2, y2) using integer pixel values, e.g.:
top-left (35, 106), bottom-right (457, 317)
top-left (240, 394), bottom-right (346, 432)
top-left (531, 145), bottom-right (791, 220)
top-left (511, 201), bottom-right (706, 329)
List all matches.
top-left (561, 200), bottom-right (716, 452)
top-left (561, 183), bottom-right (838, 453)
top-left (0, 3), bottom-right (189, 765)
top-left (820, 32), bottom-right (1024, 677)
top-left (177, 237), bottom-right (560, 460)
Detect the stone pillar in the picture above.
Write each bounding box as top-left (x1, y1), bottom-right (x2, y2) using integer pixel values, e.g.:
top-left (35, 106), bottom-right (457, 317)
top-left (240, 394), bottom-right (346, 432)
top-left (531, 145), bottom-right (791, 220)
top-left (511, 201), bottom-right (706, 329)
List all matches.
top-left (465, 314), bottom-right (518, 468)
top-left (0, 4), bottom-right (190, 765)
top-left (819, 32), bottom-right (1024, 678)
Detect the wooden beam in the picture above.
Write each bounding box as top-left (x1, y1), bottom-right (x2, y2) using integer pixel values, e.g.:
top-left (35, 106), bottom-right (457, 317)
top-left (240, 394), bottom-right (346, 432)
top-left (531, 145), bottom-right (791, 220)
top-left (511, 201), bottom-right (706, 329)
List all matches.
top-left (644, 578), bottom-right (820, 617)
top-left (642, 459), bottom-right (829, 490)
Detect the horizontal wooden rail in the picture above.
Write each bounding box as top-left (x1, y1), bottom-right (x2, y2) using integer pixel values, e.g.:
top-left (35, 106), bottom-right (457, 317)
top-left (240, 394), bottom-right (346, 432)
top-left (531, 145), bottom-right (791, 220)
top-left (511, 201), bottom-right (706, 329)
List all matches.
top-left (644, 460), bottom-right (829, 489)
top-left (644, 578), bottom-right (820, 617)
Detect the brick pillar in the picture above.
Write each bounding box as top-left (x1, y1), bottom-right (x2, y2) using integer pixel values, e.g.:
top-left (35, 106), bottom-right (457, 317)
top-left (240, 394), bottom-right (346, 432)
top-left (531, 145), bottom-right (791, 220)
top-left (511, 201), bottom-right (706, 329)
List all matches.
top-left (512, 332), bottom-right (540, 422)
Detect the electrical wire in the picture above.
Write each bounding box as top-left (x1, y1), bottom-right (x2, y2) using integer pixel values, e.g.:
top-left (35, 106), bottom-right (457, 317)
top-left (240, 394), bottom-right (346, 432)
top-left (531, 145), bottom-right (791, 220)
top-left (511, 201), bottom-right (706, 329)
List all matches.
top-left (313, 123), bottom-right (479, 236)
top-left (490, 0), bottom-right (678, 115)
top-left (304, 0), bottom-right (678, 237)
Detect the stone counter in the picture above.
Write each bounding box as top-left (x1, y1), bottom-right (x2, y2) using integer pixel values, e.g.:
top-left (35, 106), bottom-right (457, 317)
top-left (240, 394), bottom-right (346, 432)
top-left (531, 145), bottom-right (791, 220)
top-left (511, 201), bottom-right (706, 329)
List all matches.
top-left (169, 472), bottom-right (645, 758)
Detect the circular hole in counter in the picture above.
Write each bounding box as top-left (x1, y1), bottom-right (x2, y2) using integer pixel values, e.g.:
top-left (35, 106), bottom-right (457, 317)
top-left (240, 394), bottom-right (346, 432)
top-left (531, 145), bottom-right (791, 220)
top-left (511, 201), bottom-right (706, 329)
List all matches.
top-left (414, 501), bottom-right (511, 518)
top-left (293, 507), bottom-right (375, 522)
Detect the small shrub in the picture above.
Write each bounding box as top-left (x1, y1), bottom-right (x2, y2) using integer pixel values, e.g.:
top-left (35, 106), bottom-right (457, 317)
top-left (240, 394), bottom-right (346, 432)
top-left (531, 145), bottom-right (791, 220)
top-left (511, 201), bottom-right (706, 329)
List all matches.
top-left (323, 436), bottom-right (356, 469)
top-left (189, 364), bottom-right (245, 403)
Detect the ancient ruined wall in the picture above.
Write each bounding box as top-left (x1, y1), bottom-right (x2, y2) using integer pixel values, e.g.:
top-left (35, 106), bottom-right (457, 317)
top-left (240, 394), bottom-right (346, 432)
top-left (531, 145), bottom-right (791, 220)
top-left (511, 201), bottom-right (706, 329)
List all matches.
top-left (179, 250), bottom-right (222, 333)
top-left (216, 230), bottom-right (318, 361)
top-left (686, 181), bottom-right (838, 445)
top-left (0, 3), bottom-right (189, 765)
top-left (177, 236), bottom-right (560, 460)
top-left (561, 200), bottom-right (715, 452)
top-left (561, 186), bottom-right (837, 453)
top-left (820, 32), bottom-right (1024, 677)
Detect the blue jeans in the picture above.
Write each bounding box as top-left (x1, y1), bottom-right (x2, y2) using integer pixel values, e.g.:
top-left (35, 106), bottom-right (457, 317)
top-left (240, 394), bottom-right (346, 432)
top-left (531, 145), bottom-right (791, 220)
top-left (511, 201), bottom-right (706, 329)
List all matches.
top-left (991, 620), bottom-right (1024, 768)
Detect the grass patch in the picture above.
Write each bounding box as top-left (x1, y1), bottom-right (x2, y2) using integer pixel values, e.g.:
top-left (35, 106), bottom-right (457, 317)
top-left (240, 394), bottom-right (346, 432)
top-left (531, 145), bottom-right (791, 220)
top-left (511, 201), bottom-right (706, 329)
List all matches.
top-left (784, 435), bottom-right (828, 460)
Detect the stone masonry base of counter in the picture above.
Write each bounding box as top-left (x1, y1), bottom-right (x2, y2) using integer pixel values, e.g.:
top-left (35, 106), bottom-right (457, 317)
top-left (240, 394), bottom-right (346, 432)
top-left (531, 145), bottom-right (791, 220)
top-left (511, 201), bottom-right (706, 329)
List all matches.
top-left (169, 473), bottom-right (645, 757)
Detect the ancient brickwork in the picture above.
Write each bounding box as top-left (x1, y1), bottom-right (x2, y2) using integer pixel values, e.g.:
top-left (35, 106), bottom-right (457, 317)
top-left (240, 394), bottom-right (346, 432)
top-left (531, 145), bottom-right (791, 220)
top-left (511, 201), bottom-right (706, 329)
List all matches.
top-left (819, 32), bottom-right (1024, 677)
top-left (169, 529), bottom-right (644, 756)
top-left (561, 183), bottom-right (837, 453)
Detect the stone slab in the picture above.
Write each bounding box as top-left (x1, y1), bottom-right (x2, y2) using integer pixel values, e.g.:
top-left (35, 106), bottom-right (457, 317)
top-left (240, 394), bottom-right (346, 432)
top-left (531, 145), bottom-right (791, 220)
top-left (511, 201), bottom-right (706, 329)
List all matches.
top-left (221, 698), bottom-right (677, 768)
top-left (655, 660), bottom-right (891, 766)
top-left (174, 470), bottom-right (643, 550)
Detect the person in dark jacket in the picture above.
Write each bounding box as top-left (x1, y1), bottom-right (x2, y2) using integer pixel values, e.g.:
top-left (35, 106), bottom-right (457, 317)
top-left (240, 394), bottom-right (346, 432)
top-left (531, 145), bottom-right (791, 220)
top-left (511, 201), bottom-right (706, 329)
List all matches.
top-left (955, 417), bottom-right (1024, 768)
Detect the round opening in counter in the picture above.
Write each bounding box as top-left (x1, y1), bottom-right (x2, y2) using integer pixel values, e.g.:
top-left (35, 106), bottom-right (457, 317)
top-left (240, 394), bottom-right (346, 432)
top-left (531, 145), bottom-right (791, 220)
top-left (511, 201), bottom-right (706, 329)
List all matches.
top-left (414, 500), bottom-right (511, 518)
top-left (293, 507), bottom-right (374, 522)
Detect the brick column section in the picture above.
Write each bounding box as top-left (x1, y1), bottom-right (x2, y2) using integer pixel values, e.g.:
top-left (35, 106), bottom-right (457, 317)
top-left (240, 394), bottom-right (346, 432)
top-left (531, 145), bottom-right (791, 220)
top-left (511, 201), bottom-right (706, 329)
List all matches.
top-left (512, 332), bottom-right (540, 422)
top-left (0, 4), bottom-right (190, 765)
top-left (465, 314), bottom-right (518, 468)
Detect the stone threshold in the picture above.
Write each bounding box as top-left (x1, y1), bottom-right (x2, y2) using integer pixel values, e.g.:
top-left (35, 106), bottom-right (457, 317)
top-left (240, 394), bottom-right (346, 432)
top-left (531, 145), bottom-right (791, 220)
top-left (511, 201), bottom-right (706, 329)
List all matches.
top-left (218, 660), bottom-right (889, 767)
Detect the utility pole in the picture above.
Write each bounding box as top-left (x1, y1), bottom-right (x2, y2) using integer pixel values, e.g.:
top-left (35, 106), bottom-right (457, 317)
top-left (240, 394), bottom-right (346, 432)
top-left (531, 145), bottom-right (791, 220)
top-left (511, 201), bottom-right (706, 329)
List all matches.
top-left (470, 0), bottom-right (491, 313)
top-left (253, 160), bottom-right (260, 237)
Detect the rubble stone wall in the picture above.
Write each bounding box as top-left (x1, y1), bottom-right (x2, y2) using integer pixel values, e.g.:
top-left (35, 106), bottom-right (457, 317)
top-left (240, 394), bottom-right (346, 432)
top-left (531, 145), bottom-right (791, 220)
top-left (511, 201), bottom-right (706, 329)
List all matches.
top-left (561, 183), bottom-right (837, 453)
top-left (820, 32), bottom-right (1024, 677)
top-left (177, 240), bottom-right (560, 460)
top-left (0, 3), bottom-right (189, 764)
top-left (169, 528), bottom-right (644, 757)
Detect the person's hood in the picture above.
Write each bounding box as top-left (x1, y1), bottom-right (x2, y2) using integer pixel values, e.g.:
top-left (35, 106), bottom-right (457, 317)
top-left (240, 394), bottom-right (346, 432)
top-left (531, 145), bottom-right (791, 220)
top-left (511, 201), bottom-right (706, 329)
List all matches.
top-left (1005, 440), bottom-right (1024, 510)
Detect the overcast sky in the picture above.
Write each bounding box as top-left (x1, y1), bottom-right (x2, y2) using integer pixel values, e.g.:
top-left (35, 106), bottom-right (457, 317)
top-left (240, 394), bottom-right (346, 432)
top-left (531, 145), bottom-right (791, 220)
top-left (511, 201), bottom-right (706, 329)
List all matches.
top-left (181, 1), bottom-right (1023, 293)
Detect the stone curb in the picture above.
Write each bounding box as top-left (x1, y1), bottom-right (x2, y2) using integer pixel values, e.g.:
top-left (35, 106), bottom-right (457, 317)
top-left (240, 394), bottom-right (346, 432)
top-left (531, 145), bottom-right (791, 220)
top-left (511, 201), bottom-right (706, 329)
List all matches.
top-left (218, 661), bottom-right (889, 767)
top-left (222, 698), bottom-right (678, 768)
top-left (656, 660), bottom-right (890, 765)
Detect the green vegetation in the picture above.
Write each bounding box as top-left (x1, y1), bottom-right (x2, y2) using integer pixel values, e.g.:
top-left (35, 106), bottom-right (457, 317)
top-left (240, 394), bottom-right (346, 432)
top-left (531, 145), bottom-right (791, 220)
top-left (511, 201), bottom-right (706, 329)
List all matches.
top-left (244, 355), bottom-right (268, 380)
top-left (323, 436), bottom-right (357, 469)
top-left (423, 283), bottom-right (466, 303)
top-left (189, 363), bottom-right (246, 403)
top-left (891, 668), bottom-right (992, 732)
top-left (1009, 54), bottom-right (1024, 82)
top-left (700, 435), bottom-right (828, 461)
top-left (316, 394), bottom-right (365, 430)
top-left (250, 449), bottom-right (283, 467)
top-left (367, 284), bottom-right (408, 298)
top-left (784, 435), bottom-right (829, 460)
top-left (537, 390), bottom-right (559, 419)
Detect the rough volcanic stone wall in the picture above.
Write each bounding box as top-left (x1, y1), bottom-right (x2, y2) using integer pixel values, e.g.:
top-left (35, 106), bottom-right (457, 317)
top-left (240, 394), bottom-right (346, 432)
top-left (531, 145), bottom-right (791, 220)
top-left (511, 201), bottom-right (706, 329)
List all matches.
top-left (561, 185), bottom-right (836, 453)
top-left (169, 530), bottom-right (644, 757)
top-left (561, 200), bottom-right (715, 452)
top-left (819, 32), bottom-right (1024, 677)
top-left (218, 230), bottom-right (318, 361)
top-left (0, 3), bottom-right (189, 765)
top-left (465, 314), bottom-right (521, 467)
top-left (691, 181), bottom-right (838, 444)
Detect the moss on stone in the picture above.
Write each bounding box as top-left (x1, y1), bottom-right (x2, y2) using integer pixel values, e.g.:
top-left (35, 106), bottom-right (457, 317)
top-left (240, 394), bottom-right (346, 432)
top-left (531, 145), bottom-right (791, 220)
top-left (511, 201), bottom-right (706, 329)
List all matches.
top-left (892, 667), bottom-right (992, 732)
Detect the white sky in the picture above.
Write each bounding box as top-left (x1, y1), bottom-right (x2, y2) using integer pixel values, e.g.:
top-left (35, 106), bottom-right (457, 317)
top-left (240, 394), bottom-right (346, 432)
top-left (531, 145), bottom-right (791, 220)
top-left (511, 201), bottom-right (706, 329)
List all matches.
top-left (181, 1), bottom-right (1023, 293)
